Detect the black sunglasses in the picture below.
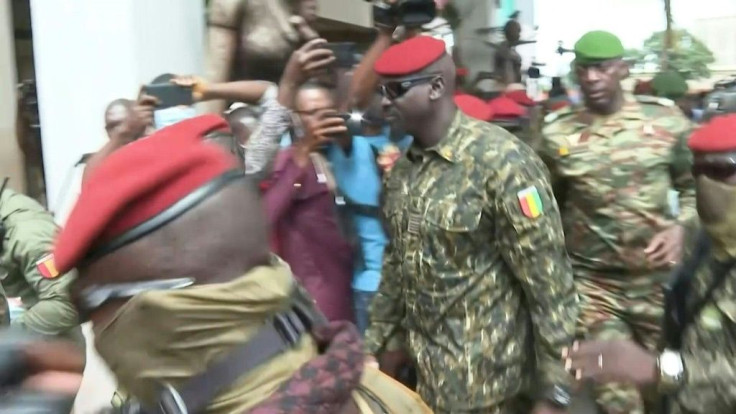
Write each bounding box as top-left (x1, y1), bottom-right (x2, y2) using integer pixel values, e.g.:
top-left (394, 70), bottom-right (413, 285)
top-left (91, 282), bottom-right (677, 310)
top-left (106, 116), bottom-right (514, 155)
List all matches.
top-left (380, 74), bottom-right (442, 100)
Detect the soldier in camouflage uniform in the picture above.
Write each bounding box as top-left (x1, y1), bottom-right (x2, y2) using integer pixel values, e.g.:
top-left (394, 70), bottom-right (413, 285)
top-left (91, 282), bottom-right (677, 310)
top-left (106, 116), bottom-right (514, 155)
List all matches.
top-left (0, 186), bottom-right (82, 344)
top-left (540, 31), bottom-right (696, 413)
top-left (565, 113), bottom-right (736, 414)
top-left (366, 36), bottom-right (578, 413)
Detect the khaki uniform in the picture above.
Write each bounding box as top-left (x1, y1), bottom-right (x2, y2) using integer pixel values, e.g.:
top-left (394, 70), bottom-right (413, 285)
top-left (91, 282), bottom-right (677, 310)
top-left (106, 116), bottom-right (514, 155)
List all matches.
top-left (540, 95), bottom-right (696, 413)
top-left (0, 189), bottom-right (81, 342)
top-left (366, 112), bottom-right (578, 413)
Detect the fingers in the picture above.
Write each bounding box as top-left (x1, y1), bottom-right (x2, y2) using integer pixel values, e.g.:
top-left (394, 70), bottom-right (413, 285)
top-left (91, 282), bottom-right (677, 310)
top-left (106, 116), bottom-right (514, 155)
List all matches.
top-left (137, 94), bottom-right (160, 107)
top-left (171, 76), bottom-right (196, 87)
top-left (643, 234), bottom-right (665, 255)
top-left (562, 340), bottom-right (606, 382)
top-left (290, 16), bottom-right (319, 41)
top-left (299, 38), bottom-right (328, 53)
top-left (22, 372), bottom-right (84, 395)
top-left (303, 56), bottom-right (337, 73)
top-left (316, 126), bottom-right (348, 138)
top-left (24, 341), bottom-right (86, 374)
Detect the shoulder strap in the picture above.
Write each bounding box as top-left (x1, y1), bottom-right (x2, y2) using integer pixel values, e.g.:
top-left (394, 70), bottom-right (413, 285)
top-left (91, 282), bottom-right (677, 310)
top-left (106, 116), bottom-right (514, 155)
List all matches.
top-left (139, 286), bottom-right (326, 414)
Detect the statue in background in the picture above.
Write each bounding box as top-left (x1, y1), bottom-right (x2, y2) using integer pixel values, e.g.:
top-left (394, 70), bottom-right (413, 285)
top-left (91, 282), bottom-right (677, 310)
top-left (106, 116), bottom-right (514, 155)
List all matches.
top-left (204, 0), bottom-right (318, 112)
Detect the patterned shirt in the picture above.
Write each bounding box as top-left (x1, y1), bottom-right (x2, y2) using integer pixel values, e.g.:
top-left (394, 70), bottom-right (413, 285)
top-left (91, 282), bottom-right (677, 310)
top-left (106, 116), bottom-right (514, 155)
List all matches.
top-left (365, 111), bottom-right (578, 411)
top-left (672, 257), bottom-right (736, 413)
top-left (540, 95), bottom-right (696, 282)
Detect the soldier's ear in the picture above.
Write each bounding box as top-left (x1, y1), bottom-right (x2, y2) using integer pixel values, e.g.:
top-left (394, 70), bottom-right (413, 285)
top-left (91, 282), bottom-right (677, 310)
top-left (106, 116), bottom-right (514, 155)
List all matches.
top-left (429, 76), bottom-right (446, 101)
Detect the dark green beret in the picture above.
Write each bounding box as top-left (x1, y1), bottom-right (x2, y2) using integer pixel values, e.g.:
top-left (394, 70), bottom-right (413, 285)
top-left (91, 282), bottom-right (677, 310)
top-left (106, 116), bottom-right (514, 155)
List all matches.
top-left (574, 31), bottom-right (624, 64)
top-left (651, 71), bottom-right (689, 99)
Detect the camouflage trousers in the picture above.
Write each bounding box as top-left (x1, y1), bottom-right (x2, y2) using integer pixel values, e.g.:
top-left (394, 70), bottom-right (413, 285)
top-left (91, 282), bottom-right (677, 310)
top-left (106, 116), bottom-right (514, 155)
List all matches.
top-left (576, 274), bottom-right (666, 414)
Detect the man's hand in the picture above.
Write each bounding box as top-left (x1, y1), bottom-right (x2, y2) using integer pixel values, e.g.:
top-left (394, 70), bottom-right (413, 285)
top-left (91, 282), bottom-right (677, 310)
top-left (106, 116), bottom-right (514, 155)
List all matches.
top-left (563, 340), bottom-right (658, 387)
top-left (112, 92), bottom-right (158, 142)
top-left (644, 225), bottom-right (685, 268)
top-left (290, 15), bottom-right (319, 42)
top-left (293, 110), bottom-right (347, 167)
top-left (280, 38), bottom-right (336, 89)
top-left (171, 76), bottom-right (208, 102)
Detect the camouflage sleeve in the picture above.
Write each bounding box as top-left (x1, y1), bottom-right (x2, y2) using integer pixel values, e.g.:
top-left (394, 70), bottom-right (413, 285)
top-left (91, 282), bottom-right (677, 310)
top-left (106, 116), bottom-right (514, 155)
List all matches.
top-left (536, 132), bottom-right (568, 206)
top-left (674, 353), bottom-right (736, 412)
top-left (669, 127), bottom-right (697, 230)
top-left (1, 191), bottom-right (79, 336)
top-left (363, 239), bottom-right (405, 355)
top-left (493, 147), bottom-right (578, 394)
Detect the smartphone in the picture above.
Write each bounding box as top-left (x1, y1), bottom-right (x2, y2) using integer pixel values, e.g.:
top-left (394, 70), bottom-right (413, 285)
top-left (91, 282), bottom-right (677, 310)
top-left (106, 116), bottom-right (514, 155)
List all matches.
top-left (142, 83), bottom-right (193, 109)
top-left (325, 43), bottom-right (357, 69)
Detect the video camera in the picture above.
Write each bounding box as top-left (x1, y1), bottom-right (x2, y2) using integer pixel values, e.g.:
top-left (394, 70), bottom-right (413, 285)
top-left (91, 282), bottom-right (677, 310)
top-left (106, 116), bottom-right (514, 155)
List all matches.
top-left (703, 79), bottom-right (736, 121)
top-left (368, 0), bottom-right (437, 28)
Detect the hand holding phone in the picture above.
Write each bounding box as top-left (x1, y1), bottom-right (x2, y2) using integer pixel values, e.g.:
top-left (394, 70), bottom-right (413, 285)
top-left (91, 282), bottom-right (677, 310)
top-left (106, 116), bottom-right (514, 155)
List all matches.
top-left (141, 83), bottom-right (193, 109)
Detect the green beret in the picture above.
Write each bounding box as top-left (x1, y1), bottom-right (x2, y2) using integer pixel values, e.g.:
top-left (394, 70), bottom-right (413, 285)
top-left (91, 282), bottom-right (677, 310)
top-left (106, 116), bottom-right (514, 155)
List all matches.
top-left (651, 71), bottom-right (688, 99)
top-left (574, 31), bottom-right (624, 64)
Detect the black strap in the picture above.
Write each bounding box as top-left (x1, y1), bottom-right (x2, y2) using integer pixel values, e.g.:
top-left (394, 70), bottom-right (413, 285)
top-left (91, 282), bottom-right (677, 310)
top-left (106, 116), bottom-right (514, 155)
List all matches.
top-left (140, 286), bottom-right (326, 414)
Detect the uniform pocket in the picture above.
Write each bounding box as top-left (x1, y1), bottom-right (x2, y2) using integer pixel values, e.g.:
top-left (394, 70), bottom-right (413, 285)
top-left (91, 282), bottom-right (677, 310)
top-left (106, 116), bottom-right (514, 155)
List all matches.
top-left (424, 200), bottom-right (482, 233)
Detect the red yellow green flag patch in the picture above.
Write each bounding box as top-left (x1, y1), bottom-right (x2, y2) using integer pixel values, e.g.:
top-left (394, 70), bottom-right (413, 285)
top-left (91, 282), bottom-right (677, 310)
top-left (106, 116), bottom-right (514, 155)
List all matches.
top-left (517, 186), bottom-right (544, 219)
top-left (36, 254), bottom-right (60, 279)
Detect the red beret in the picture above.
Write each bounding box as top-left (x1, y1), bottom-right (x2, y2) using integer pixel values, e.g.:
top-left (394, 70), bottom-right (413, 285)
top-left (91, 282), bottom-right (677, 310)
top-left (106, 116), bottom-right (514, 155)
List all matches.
top-left (454, 94), bottom-right (493, 121)
top-left (688, 114), bottom-right (736, 153)
top-left (54, 115), bottom-right (237, 273)
top-left (374, 36), bottom-right (447, 76)
top-left (505, 90), bottom-right (535, 106)
top-left (488, 96), bottom-right (526, 118)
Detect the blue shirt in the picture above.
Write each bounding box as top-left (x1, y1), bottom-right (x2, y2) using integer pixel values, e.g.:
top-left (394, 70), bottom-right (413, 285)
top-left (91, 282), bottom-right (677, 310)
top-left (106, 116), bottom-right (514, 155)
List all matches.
top-left (327, 131), bottom-right (411, 292)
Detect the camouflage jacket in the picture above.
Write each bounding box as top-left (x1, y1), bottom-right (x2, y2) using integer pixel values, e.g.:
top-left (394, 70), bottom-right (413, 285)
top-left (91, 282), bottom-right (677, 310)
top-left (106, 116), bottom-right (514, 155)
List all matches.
top-left (0, 189), bottom-right (80, 338)
top-left (540, 95), bottom-right (696, 280)
top-left (365, 111), bottom-right (578, 411)
top-left (671, 257), bottom-right (736, 413)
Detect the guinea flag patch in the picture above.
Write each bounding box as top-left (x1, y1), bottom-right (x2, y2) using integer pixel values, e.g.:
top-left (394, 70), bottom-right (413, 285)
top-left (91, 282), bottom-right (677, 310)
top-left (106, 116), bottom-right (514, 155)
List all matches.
top-left (36, 254), bottom-right (60, 279)
top-left (517, 186), bottom-right (544, 219)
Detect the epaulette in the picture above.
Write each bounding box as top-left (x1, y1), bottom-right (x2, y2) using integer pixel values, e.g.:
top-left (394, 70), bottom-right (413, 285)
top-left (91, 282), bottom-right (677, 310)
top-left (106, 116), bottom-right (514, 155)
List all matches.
top-left (635, 94), bottom-right (675, 107)
top-left (544, 105), bottom-right (577, 124)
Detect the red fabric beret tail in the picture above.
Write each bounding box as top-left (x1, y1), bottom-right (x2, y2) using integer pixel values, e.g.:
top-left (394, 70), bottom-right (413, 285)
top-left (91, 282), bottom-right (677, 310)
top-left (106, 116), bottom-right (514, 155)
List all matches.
top-left (454, 94), bottom-right (493, 121)
top-left (488, 96), bottom-right (526, 119)
top-left (688, 114), bottom-right (736, 152)
top-left (505, 90), bottom-right (535, 106)
top-left (54, 115), bottom-right (237, 273)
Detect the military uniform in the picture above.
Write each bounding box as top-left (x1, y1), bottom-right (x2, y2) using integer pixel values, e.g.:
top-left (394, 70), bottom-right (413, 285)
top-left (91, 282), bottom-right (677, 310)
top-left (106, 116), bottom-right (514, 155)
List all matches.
top-left (0, 188), bottom-right (81, 342)
top-left (541, 96), bottom-right (695, 412)
top-left (366, 110), bottom-right (578, 413)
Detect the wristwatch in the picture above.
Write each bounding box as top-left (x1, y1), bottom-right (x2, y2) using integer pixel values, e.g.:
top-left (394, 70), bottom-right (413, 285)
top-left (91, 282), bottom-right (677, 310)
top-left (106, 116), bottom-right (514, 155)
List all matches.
top-left (657, 349), bottom-right (685, 393)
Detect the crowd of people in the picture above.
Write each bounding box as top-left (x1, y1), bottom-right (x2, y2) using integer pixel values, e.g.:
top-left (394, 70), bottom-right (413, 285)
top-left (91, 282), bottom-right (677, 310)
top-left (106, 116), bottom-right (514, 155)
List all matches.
top-left (2, 1), bottom-right (736, 414)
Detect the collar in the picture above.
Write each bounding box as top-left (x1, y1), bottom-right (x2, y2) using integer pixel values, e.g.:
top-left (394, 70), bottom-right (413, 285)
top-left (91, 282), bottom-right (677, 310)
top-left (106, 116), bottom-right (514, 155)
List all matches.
top-left (407, 111), bottom-right (465, 163)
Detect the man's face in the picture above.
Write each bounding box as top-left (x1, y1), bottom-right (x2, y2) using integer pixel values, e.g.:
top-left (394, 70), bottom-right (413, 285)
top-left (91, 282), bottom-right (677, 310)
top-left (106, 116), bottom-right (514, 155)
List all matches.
top-left (294, 87), bottom-right (336, 146)
top-left (575, 59), bottom-right (626, 111)
top-left (380, 73), bottom-right (442, 136)
top-left (104, 104), bottom-right (131, 138)
top-left (692, 151), bottom-right (736, 222)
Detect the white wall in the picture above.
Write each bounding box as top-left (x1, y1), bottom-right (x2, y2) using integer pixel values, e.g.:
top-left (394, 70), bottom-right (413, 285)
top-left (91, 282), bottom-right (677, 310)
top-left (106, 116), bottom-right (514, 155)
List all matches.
top-left (30, 2), bottom-right (205, 412)
top-left (0, 0), bottom-right (25, 191)
top-left (31, 0), bottom-right (205, 218)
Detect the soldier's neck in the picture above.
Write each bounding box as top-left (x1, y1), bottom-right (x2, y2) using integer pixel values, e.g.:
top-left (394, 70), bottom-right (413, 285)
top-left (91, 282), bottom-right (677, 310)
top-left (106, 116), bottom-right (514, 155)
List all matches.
top-left (413, 105), bottom-right (457, 149)
top-left (589, 92), bottom-right (625, 116)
